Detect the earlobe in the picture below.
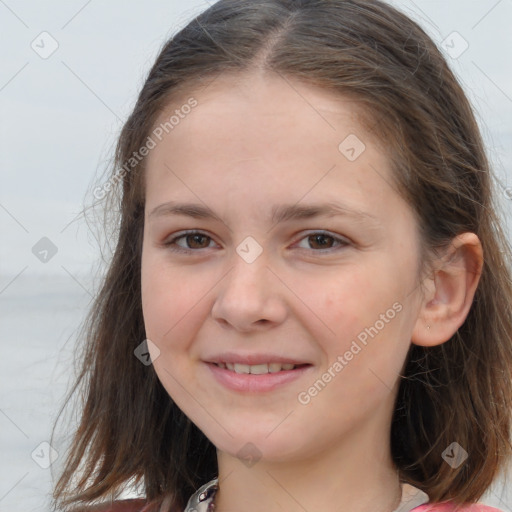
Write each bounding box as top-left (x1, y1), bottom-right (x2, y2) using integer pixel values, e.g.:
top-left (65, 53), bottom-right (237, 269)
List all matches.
top-left (411, 232), bottom-right (483, 347)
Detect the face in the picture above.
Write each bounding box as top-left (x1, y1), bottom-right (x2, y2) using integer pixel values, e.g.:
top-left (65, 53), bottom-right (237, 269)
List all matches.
top-left (141, 72), bottom-right (424, 463)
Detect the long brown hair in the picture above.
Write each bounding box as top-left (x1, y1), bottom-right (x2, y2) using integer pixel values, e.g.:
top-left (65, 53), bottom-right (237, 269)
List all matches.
top-left (52, 0), bottom-right (512, 510)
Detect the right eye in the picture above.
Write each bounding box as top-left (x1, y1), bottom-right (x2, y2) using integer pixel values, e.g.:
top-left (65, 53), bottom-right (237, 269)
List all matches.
top-left (164, 231), bottom-right (218, 253)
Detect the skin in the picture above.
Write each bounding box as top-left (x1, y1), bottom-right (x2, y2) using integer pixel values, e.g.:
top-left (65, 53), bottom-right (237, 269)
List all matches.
top-left (140, 71), bottom-right (483, 512)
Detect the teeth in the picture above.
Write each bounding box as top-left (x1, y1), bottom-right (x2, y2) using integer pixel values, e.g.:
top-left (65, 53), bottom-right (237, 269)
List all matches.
top-left (250, 364), bottom-right (269, 375)
top-left (234, 363), bottom-right (250, 374)
top-left (268, 363), bottom-right (282, 373)
top-left (219, 362), bottom-right (298, 374)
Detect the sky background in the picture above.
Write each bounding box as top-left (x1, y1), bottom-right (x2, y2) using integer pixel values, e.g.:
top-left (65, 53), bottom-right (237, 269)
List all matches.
top-left (1, 1), bottom-right (512, 511)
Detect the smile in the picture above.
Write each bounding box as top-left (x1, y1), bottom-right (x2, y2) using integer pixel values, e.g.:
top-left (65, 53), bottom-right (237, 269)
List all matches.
top-left (207, 361), bottom-right (313, 393)
top-left (214, 362), bottom-right (306, 374)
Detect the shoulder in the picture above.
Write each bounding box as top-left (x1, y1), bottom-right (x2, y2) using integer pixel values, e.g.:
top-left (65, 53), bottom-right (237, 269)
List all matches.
top-left (413, 503), bottom-right (504, 512)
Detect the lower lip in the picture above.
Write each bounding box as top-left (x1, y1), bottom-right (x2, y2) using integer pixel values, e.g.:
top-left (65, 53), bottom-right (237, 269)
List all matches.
top-left (206, 363), bottom-right (313, 393)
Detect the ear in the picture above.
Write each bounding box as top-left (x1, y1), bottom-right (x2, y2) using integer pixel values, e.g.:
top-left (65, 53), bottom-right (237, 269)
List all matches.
top-left (411, 232), bottom-right (483, 347)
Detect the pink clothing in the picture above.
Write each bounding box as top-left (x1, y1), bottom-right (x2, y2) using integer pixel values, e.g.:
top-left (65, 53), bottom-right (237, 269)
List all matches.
top-left (411, 502), bottom-right (503, 512)
top-left (414, 505), bottom-right (503, 512)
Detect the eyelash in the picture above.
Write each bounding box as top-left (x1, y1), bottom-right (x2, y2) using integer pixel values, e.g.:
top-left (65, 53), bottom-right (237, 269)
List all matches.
top-left (162, 230), bottom-right (350, 254)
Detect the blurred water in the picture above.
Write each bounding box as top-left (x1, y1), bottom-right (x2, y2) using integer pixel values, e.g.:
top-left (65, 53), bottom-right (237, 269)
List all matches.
top-left (0, 273), bottom-right (510, 511)
top-left (0, 273), bottom-right (93, 512)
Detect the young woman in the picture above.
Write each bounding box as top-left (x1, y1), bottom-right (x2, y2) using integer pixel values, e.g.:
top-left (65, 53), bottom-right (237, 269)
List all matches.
top-left (52, 1), bottom-right (512, 511)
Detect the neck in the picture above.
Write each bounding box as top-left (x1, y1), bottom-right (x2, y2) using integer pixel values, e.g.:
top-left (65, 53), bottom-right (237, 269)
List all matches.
top-left (213, 422), bottom-right (401, 512)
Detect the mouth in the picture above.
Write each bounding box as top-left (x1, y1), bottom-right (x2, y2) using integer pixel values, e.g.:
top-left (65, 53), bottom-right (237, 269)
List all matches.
top-left (212, 362), bottom-right (310, 374)
top-left (205, 360), bottom-right (313, 393)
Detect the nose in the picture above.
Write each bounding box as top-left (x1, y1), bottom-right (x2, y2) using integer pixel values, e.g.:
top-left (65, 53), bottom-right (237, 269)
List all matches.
top-left (211, 254), bottom-right (288, 332)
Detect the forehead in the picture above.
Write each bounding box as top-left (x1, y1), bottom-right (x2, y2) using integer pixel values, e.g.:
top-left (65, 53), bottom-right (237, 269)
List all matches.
top-left (144, 72), bottom-right (400, 216)
top-left (153, 71), bottom-right (373, 143)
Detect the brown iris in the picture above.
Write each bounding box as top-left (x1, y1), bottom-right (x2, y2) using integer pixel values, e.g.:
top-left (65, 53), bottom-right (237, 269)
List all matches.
top-left (307, 234), bottom-right (335, 250)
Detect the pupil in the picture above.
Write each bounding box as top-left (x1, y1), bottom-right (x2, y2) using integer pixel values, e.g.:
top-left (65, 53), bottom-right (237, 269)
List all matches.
top-left (188, 234), bottom-right (208, 248)
top-left (310, 234), bottom-right (333, 249)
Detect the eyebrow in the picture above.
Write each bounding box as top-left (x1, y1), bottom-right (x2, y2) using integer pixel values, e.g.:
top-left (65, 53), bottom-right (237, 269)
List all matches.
top-left (148, 200), bottom-right (379, 226)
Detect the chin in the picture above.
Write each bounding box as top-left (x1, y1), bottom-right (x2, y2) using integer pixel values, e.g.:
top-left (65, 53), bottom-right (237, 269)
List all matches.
top-left (200, 420), bottom-right (314, 464)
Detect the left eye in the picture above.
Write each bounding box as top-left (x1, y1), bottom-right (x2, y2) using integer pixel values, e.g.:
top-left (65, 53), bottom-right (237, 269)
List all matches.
top-left (295, 232), bottom-right (349, 250)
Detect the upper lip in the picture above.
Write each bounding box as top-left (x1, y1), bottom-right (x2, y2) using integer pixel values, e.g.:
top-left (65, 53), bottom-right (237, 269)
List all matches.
top-left (205, 352), bottom-right (312, 366)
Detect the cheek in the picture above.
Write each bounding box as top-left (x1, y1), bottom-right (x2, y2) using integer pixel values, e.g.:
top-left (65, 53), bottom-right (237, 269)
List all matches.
top-left (141, 251), bottom-right (223, 367)
top-left (307, 266), bottom-right (396, 335)
top-left (140, 255), bottom-right (207, 399)
top-left (308, 262), bottom-right (415, 371)
top-left (141, 253), bottom-right (198, 346)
